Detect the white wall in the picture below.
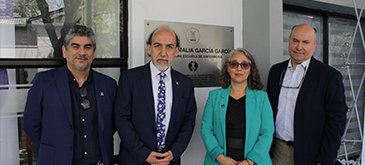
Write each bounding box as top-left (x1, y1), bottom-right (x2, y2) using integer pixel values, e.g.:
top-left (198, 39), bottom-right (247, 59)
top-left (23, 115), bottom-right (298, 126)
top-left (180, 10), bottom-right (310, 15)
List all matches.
top-left (0, 23), bottom-right (19, 165)
top-left (129, 0), bottom-right (243, 164)
top-left (243, 0), bottom-right (283, 88)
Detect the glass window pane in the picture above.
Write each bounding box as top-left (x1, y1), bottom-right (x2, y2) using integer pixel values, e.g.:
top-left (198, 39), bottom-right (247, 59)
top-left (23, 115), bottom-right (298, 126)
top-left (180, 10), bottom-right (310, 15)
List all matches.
top-left (1, 0), bottom-right (121, 59)
top-left (328, 17), bottom-right (365, 158)
top-left (0, 68), bottom-right (35, 165)
top-left (283, 11), bottom-right (323, 61)
top-left (0, 67), bottom-right (119, 164)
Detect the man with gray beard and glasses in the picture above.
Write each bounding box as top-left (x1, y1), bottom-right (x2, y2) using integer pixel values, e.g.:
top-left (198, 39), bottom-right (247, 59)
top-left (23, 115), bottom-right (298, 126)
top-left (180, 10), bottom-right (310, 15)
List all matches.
top-left (23, 25), bottom-right (117, 165)
top-left (115, 27), bottom-right (197, 165)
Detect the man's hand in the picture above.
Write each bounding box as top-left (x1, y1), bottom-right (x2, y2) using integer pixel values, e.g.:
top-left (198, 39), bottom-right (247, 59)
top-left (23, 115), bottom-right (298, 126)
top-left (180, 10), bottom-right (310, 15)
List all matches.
top-left (146, 151), bottom-right (174, 165)
top-left (159, 150), bottom-right (174, 163)
top-left (146, 151), bottom-right (165, 164)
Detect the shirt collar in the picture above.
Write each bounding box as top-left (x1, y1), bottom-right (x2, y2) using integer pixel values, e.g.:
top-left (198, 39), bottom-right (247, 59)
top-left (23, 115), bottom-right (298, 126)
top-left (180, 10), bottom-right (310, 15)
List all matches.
top-left (149, 61), bottom-right (171, 79)
top-left (67, 68), bottom-right (93, 86)
top-left (288, 57), bottom-right (311, 71)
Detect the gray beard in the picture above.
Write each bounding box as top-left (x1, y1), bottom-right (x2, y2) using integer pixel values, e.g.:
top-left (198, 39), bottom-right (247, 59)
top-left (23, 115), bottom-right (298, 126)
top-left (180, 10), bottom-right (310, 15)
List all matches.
top-left (155, 57), bottom-right (170, 71)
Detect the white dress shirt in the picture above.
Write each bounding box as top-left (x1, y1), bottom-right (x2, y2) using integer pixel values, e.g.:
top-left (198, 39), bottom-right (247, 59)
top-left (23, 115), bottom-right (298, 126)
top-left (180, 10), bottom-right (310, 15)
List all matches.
top-left (150, 62), bottom-right (172, 136)
top-left (275, 58), bottom-right (310, 142)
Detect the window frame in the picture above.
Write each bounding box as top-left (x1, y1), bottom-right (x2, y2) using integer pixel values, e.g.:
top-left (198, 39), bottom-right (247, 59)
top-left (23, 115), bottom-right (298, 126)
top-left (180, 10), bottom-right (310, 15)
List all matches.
top-left (284, 4), bottom-right (360, 64)
top-left (0, 0), bottom-right (129, 72)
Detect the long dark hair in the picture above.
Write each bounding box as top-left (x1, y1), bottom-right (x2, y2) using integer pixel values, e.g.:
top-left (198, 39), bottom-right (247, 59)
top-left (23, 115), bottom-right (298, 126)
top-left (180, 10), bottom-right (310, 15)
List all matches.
top-left (220, 48), bottom-right (263, 90)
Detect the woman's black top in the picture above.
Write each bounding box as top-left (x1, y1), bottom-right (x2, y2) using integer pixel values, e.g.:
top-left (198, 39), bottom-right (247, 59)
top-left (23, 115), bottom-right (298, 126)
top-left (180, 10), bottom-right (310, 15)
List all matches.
top-left (226, 95), bottom-right (246, 161)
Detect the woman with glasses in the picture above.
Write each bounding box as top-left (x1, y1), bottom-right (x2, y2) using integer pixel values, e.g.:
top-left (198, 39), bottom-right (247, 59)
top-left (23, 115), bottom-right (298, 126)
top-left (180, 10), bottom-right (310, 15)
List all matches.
top-left (200, 48), bottom-right (274, 165)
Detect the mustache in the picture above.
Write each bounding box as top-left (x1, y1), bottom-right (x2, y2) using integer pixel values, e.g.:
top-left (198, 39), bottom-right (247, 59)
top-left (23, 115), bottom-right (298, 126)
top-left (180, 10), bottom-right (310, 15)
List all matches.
top-left (74, 55), bottom-right (89, 60)
top-left (156, 57), bottom-right (169, 62)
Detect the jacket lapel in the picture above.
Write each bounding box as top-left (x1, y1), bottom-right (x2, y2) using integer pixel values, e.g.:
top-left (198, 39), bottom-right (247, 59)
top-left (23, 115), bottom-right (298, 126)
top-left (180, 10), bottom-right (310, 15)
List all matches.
top-left (219, 86), bottom-right (230, 137)
top-left (55, 65), bottom-right (73, 125)
top-left (296, 57), bottom-right (319, 108)
top-left (93, 70), bottom-right (105, 131)
top-left (140, 64), bottom-right (156, 124)
top-left (169, 68), bottom-right (180, 132)
top-left (245, 87), bottom-right (255, 133)
top-left (275, 60), bottom-right (289, 104)
top-left (270, 60), bottom-right (289, 116)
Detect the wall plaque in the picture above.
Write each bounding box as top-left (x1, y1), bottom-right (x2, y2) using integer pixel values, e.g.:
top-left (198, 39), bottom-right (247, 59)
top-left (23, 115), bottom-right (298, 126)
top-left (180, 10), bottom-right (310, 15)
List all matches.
top-left (145, 20), bottom-right (234, 87)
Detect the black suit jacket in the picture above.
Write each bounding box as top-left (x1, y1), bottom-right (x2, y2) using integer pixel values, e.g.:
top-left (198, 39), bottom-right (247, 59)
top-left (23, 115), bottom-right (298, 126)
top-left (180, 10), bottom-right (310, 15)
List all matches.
top-left (115, 62), bottom-right (197, 165)
top-left (267, 57), bottom-right (347, 165)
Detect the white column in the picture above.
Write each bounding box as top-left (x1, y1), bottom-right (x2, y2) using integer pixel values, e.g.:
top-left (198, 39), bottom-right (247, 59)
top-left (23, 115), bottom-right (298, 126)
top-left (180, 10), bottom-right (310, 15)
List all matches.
top-left (242, 0), bottom-right (283, 88)
top-left (0, 22), bottom-right (19, 165)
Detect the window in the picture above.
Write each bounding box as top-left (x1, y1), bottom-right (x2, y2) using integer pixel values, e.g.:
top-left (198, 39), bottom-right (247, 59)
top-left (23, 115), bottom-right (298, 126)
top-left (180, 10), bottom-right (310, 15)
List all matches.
top-left (0, 0), bottom-right (127, 164)
top-left (283, 10), bottom-right (323, 61)
top-left (328, 16), bottom-right (365, 158)
top-left (283, 6), bottom-right (365, 160)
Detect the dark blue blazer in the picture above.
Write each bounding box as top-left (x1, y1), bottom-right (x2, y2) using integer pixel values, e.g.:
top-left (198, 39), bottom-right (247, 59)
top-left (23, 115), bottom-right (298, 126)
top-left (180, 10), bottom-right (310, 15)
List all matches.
top-left (267, 57), bottom-right (347, 165)
top-left (23, 65), bottom-right (117, 165)
top-left (115, 62), bottom-right (197, 165)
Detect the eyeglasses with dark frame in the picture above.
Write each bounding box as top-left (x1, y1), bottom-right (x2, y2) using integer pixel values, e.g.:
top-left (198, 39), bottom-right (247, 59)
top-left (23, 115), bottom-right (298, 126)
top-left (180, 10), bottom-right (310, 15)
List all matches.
top-left (227, 61), bottom-right (251, 70)
top-left (279, 68), bottom-right (306, 89)
top-left (80, 87), bottom-right (90, 110)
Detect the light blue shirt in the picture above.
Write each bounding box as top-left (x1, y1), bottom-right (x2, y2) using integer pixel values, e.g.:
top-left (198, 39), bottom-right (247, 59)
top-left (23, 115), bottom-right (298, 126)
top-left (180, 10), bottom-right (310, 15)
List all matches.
top-left (275, 58), bottom-right (310, 141)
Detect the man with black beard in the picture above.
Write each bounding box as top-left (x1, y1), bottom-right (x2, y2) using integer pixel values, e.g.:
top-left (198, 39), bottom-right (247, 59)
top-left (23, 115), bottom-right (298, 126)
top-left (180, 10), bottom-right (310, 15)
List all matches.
top-left (23, 25), bottom-right (117, 165)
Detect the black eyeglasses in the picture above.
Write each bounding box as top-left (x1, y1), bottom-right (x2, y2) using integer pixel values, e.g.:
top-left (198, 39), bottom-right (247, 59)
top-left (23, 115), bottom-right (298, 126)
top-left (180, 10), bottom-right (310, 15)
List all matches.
top-left (279, 68), bottom-right (306, 89)
top-left (80, 87), bottom-right (90, 110)
top-left (227, 61), bottom-right (251, 70)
